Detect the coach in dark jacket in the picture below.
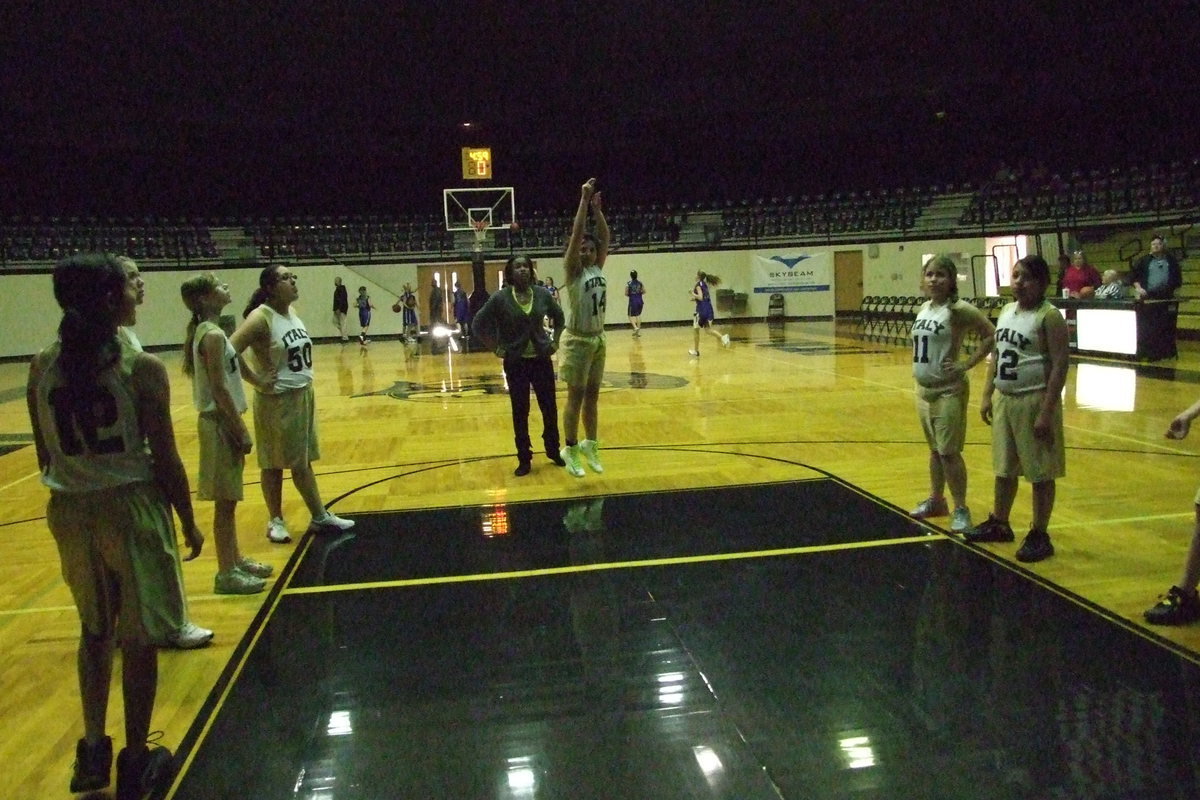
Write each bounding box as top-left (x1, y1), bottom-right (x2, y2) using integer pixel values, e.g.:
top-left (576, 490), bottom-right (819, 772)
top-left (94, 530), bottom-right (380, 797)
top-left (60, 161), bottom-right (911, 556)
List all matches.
top-left (473, 254), bottom-right (566, 475)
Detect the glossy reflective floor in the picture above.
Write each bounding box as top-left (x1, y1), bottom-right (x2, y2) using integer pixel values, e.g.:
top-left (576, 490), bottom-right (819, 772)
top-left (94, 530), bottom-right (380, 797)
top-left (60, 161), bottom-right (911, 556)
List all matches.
top-left (171, 481), bottom-right (1200, 800)
top-left (8, 319), bottom-right (1200, 799)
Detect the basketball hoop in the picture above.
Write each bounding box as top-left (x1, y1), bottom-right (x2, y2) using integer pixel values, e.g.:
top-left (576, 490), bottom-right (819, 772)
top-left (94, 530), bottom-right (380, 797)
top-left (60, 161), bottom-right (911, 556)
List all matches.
top-left (471, 219), bottom-right (489, 252)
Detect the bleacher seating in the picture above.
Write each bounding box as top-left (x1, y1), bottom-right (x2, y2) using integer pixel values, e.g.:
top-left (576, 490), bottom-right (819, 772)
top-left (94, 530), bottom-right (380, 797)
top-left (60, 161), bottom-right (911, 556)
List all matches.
top-left (3, 158), bottom-right (1198, 265)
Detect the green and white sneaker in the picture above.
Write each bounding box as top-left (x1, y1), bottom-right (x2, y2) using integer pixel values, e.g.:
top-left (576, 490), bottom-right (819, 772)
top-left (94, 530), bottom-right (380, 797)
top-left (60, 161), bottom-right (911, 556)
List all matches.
top-left (560, 445), bottom-right (585, 478)
top-left (579, 439), bottom-right (604, 473)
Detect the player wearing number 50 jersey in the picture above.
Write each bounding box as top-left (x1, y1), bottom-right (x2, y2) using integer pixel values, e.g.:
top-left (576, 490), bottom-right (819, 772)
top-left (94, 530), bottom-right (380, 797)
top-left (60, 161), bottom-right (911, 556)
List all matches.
top-left (907, 255), bottom-right (995, 535)
top-left (231, 265), bottom-right (354, 544)
top-left (967, 255), bottom-right (1069, 563)
top-left (558, 178), bottom-right (611, 478)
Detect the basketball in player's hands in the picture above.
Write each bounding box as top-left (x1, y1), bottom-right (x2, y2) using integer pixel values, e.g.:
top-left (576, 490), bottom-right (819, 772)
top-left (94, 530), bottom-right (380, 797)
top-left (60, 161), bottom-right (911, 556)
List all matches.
top-left (392, 300), bottom-right (403, 313)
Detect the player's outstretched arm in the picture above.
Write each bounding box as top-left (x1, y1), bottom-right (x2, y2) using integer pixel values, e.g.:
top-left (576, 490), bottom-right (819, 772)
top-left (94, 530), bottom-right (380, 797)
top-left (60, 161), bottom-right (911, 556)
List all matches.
top-left (564, 178), bottom-right (597, 283)
top-left (591, 190), bottom-right (609, 269)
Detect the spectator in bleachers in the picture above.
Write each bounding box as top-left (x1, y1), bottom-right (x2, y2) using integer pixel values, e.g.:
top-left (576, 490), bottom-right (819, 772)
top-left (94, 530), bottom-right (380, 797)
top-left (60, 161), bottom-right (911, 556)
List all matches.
top-left (1062, 250), bottom-right (1101, 299)
top-left (1094, 270), bottom-right (1128, 300)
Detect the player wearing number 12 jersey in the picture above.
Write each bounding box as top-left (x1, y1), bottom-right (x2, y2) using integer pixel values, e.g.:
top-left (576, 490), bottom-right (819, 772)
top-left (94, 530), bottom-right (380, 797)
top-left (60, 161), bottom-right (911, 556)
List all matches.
top-left (559, 178), bottom-right (611, 477)
top-left (28, 253), bottom-right (204, 796)
top-left (232, 265), bottom-right (354, 543)
top-left (967, 254), bottom-right (1069, 563)
top-left (908, 255), bottom-right (995, 534)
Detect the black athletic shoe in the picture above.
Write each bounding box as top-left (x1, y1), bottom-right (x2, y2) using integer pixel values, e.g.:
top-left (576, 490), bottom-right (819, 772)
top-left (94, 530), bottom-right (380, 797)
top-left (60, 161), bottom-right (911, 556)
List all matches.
top-left (547, 451), bottom-right (566, 467)
top-left (514, 462), bottom-right (531, 477)
top-left (70, 736), bottom-right (112, 792)
top-left (1015, 528), bottom-right (1054, 562)
top-left (1144, 585), bottom-right (1200, 625)
top-left (963, 514), bottom-right (1015, 543)
top-left (116, 743), bottom-right (175, 800)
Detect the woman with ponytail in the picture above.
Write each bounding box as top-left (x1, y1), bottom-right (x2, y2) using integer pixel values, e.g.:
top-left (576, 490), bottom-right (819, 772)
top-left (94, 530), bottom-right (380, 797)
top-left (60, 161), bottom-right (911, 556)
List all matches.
top-left (180, 273), bottom-right (273, 594)
top-left (689, 270), bottom-right (731, 356)
top-left (231, 265), bottom-right (354, 543)
top-left (27, 253), bottom-right (204, 796)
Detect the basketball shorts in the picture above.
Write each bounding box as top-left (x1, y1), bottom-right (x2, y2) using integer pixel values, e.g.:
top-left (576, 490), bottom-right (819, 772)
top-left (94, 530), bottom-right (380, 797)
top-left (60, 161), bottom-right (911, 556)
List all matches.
top-left (992, 390), bottom-right (1065, 482)
top-left (197, 412), bottom-right (246, 501)
top-left (915, 379), bottom-right (969, 455)
top-left (560, 330), bottom-right (607, 388)
top-left (694, 306), bottom-right (714, 327)
top-left (254, 384), bottom-right (321, 470)
top-left (48, 481), bottom-right (186, 646)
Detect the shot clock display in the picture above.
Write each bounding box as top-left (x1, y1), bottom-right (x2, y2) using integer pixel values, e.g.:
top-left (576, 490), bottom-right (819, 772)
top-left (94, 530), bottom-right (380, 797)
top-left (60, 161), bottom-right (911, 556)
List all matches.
top-left (461, 147), bottom-right (492, 180)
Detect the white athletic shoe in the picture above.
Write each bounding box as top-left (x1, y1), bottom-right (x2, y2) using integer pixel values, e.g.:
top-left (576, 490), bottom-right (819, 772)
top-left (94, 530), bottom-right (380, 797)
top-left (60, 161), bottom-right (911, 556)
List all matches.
top-left (237, 556), bottom-right (274, 578)
top-left (266, 517), bottom-right (292, 544)
top-left (561, 445), bottom-right (585, 478)
top-left (309, 512), bottom-right (356, 534)
top-left (950, 506), bottom-right (973, 533)
top-left (721, 333), bottom-right (731, 348)
top-left (579, 439), bottom-right (604, 474)
top-left (165, 621), bottom-right (214, 650)
top-left (688, 349), bottom-right (700, 357)
top-left (214, 567), bottom-right (266, 595)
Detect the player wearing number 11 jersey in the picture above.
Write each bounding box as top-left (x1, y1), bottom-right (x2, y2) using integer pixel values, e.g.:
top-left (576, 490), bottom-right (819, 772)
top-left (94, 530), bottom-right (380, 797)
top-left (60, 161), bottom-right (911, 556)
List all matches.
top-left (909, 255), bottom-right (995, 534)
top-left (232, 265), bottom-right (354, 543)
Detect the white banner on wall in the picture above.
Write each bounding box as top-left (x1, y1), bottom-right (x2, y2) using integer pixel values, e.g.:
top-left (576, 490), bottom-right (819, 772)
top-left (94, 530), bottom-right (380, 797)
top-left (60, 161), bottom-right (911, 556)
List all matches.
top-left (751, 252), bottom-right (832, 293)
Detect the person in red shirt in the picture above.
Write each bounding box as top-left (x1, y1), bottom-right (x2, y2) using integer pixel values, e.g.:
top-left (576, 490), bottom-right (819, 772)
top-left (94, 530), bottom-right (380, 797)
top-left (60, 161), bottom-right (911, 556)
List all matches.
top-left (1061, 250), bottom-right (1102, 298)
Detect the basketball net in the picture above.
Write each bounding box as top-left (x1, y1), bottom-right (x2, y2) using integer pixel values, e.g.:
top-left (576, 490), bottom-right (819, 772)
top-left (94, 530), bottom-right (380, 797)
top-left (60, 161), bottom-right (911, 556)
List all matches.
top-left (471, 219), bottom-right (489, 253)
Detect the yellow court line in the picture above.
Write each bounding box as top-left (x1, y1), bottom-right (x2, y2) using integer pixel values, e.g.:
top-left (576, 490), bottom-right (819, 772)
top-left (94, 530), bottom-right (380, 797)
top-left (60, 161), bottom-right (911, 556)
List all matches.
top-left (0, 469), bottom-right (41, 494)
top-left (0, 604), bottom-right (77, 617)
top-left (1053, 511), bottom-right (1196, 529)
top-left (283, 535), bottom-right (937, 596)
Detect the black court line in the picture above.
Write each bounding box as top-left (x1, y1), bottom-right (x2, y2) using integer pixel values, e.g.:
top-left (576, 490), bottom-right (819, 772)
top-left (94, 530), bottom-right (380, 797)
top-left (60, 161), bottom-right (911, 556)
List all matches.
top-left (165, 475), bottom-right (1200, 800)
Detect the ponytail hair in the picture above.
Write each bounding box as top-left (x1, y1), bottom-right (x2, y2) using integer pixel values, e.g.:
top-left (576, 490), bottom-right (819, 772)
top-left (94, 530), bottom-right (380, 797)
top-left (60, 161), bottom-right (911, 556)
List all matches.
top-left (180, 272), bottom-right (220, 377)
top-left (52, 252), bottom-right (126, 403)
top-left (243, 265), bottom-right (281, 318)
top-left (698, 271), bottom-right (721, 287)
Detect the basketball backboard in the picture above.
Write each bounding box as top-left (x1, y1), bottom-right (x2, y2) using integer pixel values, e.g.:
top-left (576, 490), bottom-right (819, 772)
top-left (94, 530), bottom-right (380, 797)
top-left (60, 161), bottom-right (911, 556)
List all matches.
top-left (443, 186), bottom-right (516, 231)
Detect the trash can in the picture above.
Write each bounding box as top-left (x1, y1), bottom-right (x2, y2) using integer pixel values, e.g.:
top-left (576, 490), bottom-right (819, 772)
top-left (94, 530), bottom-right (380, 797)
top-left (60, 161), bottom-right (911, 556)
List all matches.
top-left (733, 293), bottom-right (748, 314)
top-left (716, 288), bottom-right (734, 312)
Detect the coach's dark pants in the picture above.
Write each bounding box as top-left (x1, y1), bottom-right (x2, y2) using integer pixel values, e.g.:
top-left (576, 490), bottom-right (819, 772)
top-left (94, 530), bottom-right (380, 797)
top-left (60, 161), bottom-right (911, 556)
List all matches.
top-left (505, 355), bottom-right (560, 464)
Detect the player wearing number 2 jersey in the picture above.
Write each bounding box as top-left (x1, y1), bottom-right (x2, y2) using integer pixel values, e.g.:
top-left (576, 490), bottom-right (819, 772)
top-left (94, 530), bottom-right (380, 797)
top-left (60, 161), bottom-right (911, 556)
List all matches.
top-left (559, 178), bottom-right (611, 478)
top-left (232, 265), bottom-right (354, 543)
top-left (908, 255), bottom-right (995, 534)
top-left (966, 255), bottom-right (1069, 563)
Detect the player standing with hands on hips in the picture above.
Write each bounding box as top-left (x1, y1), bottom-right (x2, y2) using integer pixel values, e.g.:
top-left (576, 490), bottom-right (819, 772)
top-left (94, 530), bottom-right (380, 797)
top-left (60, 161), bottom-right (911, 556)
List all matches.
top-left (559, 178), bottom-right (610, 478)
top-left (907, 255), bottom-right (996, 533)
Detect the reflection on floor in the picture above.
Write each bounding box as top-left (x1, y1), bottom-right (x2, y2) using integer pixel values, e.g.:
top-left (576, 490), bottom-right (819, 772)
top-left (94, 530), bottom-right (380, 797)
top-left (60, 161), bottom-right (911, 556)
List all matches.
top-left (171, 481), bottom-right (1200, 800)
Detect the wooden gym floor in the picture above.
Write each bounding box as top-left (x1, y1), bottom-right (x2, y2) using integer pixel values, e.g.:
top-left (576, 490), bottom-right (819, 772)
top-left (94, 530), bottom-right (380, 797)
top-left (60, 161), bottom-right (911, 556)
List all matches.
top-left (3, 319), bottom-right (1200, 798)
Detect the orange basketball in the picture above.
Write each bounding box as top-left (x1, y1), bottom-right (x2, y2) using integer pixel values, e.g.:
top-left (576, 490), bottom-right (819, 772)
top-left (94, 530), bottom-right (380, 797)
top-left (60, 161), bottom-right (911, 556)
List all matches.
top-left (509, 221), bottom-right (521, 232)
top-left (392, 300), bottom-right (403, 313)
